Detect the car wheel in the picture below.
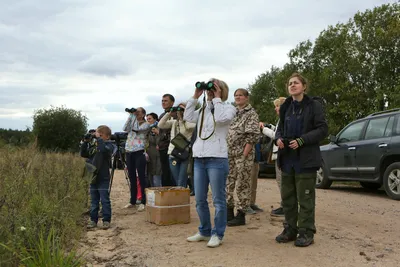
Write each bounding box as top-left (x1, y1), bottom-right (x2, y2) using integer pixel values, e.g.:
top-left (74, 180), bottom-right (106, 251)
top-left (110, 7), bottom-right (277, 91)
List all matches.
top-left (316, 162), bottom-right (332, 189)
top-left (383, 162), bottom-right (400, 200)
top-left (359, 182), bottom-right (381, 190)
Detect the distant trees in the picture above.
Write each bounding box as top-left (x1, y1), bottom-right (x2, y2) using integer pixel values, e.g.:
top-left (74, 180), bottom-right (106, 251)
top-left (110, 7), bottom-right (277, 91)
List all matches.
top-left (249, 2), bottom-right (400, 135)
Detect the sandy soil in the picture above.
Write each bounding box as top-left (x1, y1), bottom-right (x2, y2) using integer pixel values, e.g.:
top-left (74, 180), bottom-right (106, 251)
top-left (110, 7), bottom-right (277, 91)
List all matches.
top-left (80, 170), bottom-right (400, 267)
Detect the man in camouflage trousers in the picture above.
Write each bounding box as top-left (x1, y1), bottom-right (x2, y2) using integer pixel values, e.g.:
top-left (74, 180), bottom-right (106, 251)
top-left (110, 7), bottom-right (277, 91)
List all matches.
top-left (226, 89), bottom-right (260, 226)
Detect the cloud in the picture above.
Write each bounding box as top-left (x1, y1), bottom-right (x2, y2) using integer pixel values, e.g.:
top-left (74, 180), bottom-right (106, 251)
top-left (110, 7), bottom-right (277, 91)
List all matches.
top-left (0, 0), bottom-right (391, 131)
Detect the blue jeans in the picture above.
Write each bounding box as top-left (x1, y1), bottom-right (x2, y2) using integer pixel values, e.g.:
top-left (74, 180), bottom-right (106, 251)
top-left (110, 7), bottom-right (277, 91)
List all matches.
top-left (194, 157), bottom-right (229, 239)
top-left (90, 177), bottom-right (111, 223)
top-left (169, 156), bottom-right (189, 188)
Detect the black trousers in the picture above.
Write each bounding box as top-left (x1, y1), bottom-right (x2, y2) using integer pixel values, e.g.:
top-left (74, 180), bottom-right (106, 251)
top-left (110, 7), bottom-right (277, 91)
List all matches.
top-left (126, 150), bottom-right (147, 205)
top-left (159, 149), bottom-right (174, 186)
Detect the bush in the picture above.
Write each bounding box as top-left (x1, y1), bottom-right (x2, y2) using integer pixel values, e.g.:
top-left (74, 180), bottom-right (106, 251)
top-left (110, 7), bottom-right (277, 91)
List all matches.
top-left (32, 106), bottom-right (88, 152)
top-left (0, 145), bottom-right (88, 266)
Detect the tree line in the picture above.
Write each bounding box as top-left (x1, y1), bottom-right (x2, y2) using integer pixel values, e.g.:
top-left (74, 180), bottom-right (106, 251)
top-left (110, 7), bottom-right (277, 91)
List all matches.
top-left (2, 3), bottom-right (399, 151)
top-left (248, 2), bottom-right (400, 135)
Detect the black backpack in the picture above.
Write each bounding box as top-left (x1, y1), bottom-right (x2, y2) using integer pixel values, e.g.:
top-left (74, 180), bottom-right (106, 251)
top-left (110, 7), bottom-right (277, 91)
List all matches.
top-left (311, 96), bottom-right (327, 115)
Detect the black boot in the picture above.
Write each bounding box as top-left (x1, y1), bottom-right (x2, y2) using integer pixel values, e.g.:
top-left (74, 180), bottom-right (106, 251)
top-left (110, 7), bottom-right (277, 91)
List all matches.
top-left (227, 210), bottom-right (245, 226)
top-left (275, 226), bottom-right (298, 243)
top-left (294, 228), bottom-right (314, 247)
top-left (227, 206), bottom-right (235, 222)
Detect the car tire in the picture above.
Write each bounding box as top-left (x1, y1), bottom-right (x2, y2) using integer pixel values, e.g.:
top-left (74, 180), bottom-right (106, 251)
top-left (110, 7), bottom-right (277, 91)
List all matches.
top-left (316, 162), bottom-right (332, 189)
top-left (359, 182), bottom-right (381, 190)
top-left (383, 162), bottom-right (400, 200)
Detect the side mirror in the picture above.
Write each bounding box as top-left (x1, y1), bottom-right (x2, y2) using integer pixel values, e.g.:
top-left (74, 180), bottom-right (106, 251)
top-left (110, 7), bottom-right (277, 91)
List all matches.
top-left (329, 135), bottom-right (338, 143)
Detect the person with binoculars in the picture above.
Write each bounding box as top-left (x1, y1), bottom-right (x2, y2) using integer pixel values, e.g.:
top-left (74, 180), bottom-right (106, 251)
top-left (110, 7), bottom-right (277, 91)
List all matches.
top-left (274, 73), bottom-right (328, 247)
top-left (184, 79), bottom-right (236, 248)
top-left (122, 107), bottom-right (150, 212)
top-left (146, 113), bottom-right (162, 187)
top-left (158, 103), bottom-right (195, 188)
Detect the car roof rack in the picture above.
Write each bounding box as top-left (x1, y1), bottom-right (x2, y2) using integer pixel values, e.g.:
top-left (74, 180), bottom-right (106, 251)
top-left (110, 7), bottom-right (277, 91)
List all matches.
top-left (367, 108), bottom-right (400, 117)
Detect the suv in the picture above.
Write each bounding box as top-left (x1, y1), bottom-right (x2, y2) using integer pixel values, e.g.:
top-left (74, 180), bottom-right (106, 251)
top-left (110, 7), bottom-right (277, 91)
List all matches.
top-left (317, 108), bottom-right (400, 200)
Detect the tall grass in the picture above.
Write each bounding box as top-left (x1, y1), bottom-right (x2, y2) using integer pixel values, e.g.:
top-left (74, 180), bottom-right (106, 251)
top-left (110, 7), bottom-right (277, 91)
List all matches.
top-left (0, 145), bottom-right (88, 266)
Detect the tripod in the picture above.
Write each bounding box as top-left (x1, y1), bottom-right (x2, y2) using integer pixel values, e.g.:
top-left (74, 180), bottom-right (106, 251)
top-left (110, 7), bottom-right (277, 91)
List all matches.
top-left (109, 142), bottom-right (130, 194)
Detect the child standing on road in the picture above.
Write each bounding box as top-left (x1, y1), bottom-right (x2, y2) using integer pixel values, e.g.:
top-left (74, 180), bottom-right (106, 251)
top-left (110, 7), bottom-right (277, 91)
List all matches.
top-left (81, 125), bottom-right (115, 230)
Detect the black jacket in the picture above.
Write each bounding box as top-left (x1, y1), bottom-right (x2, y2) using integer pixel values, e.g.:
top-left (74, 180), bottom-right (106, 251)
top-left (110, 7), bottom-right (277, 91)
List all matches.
top-left (80, 138), bottom-right (115, 181)
top-left (275, 95), bottom-right (328, 169)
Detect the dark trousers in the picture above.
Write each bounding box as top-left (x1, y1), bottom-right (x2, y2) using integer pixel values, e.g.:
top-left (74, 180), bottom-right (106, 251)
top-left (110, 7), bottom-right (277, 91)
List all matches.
top-left (90, 177), bottom-right (111, 223)
top-left (126, 150), bottom-right (147, 205)
top-left (281, 169), bottom-right (317, 233)
top-left (159, 149), bottom-right (174, 186)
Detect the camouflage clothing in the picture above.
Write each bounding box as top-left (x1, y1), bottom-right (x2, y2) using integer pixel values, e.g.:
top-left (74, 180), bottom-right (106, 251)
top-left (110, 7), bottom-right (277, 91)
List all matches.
top-left (227, 104), bottom-right (260, 210)
top-left (227, 104), bottom-right (260, 157)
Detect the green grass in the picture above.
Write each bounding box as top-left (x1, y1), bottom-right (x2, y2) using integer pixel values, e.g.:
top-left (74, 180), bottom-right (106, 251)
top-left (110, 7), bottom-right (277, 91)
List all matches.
top-left (0, 145), bottom-right (88, 266)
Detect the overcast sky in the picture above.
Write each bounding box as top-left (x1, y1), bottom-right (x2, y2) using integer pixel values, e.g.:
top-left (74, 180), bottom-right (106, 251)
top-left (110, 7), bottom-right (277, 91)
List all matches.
top-left (0, 0), bottom-right (391, 132)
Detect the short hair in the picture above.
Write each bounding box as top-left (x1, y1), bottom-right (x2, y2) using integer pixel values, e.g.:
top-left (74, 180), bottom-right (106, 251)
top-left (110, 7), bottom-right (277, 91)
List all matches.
top-left (97, 125), bottom-right (112, 137)
top-left (273, 97), bottom-right (286, 106)
top-left (210, 78), bottom-right (229, 102)
top-left (147, 112), bottom-right (159, 121)
top-left (162, 94), bottom-right (175, 102)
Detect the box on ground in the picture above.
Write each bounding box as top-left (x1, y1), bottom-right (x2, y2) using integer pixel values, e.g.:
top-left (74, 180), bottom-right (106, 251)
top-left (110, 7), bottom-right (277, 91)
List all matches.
top-left (145, 186), bottom-right (190, 226)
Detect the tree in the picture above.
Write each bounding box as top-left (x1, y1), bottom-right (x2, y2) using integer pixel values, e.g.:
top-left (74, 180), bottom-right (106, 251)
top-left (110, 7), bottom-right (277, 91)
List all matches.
top-left (32, 106), bottom-right (88, 152)
top-left (249, 2), bottom-right (400, 135)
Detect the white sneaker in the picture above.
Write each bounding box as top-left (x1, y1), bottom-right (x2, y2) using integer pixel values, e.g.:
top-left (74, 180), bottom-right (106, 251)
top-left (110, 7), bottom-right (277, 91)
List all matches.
top-left (207, 235), bottom-right (223, 248)
top-left (187, 232), bottom-right (211, 242)
top-left (137, 204), bottom-right (145, 212)
top-left (124, 203), bottom-right (134, 209)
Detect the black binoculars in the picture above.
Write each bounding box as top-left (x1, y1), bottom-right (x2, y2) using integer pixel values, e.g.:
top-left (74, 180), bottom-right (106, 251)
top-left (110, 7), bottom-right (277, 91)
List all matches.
top-left (195, 81), bottom-right (215, 91)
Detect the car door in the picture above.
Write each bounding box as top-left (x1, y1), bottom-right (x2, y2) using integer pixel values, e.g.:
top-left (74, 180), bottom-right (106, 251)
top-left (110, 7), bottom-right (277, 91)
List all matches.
top-left (355, 116), bottom-right (394, 179)
top-left (326, 120), bottom-right (367, 178)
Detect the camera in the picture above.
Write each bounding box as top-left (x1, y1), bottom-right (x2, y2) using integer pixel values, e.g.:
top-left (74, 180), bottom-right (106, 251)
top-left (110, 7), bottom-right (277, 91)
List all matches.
top-left (125, 108), bottom-right (137, 113)
top-left (169, 106), bottom-right (185, 112)
top-left (195, 81), bottom-right (215, 91)
top-left (263, 123), bottom-right (276, 131)
top-left (110, 132), bottom-right (128, 143)
top-left (149, 121), bottom-right (158, 128)
top-left (149, 121), bottom-right (158, 136)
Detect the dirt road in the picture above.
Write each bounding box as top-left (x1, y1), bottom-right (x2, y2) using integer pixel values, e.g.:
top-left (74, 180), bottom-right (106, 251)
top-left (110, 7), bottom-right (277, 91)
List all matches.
top-left (80, 170), bottom-right (400, 267)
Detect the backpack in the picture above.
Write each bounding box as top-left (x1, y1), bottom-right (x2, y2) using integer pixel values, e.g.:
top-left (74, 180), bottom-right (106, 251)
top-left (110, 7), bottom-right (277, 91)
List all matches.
top-left (311, 96), bottom-right (327, 115)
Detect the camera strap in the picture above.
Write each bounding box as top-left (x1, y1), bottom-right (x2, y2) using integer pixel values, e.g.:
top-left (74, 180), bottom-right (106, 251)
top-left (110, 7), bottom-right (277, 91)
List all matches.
top-left (198, 95), bottom-right (216, 141)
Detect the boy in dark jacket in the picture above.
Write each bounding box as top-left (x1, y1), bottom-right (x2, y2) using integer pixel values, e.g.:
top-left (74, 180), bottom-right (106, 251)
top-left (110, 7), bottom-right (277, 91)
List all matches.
top-left (274, 73), bottom-right (328, 247)
top-left (81, 125), bottom-right (115, 230)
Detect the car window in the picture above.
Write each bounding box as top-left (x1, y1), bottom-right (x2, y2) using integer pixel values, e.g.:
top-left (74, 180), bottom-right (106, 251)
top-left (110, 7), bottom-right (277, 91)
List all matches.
top-left (384, 116), bottom-right (394, 137)
top-left (338, 121), bottom-right (366, 143)
top-left (395, 116), bottom-right (400, 135)
top-left (364, 117), bottom-right (390, 139)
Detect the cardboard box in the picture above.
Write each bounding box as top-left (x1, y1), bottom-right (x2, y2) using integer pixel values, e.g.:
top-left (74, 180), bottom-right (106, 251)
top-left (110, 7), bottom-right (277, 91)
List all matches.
top-left (145, 187), bottom-right (190, 226)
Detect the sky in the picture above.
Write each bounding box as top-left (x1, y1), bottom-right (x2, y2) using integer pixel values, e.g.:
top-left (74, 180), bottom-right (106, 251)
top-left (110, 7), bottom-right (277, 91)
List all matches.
top-left (0, 0), bottom-right (392, 133)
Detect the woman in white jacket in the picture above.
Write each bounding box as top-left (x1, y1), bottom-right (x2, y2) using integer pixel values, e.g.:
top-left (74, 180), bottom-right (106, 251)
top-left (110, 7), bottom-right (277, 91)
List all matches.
top-left (158, 103), bottom-right (196, 187)
top-left (260, 97), bottom-right (286, 216)
top-left (184, 78), bottom-right (236, 248)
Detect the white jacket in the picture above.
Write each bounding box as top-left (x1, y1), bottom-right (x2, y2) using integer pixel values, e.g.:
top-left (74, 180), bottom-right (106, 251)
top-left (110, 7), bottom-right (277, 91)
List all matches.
top-left (184, 97), bottom-right (236, 158)
top-left (158, 113), bottom-right (196, 155)
top-left (262, 124), bottom-right (278, 160)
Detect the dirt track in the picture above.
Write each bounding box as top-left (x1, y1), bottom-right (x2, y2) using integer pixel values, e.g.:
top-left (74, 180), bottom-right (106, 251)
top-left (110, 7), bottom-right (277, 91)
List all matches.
top-left (80, 170), bottom-right (400, 267)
